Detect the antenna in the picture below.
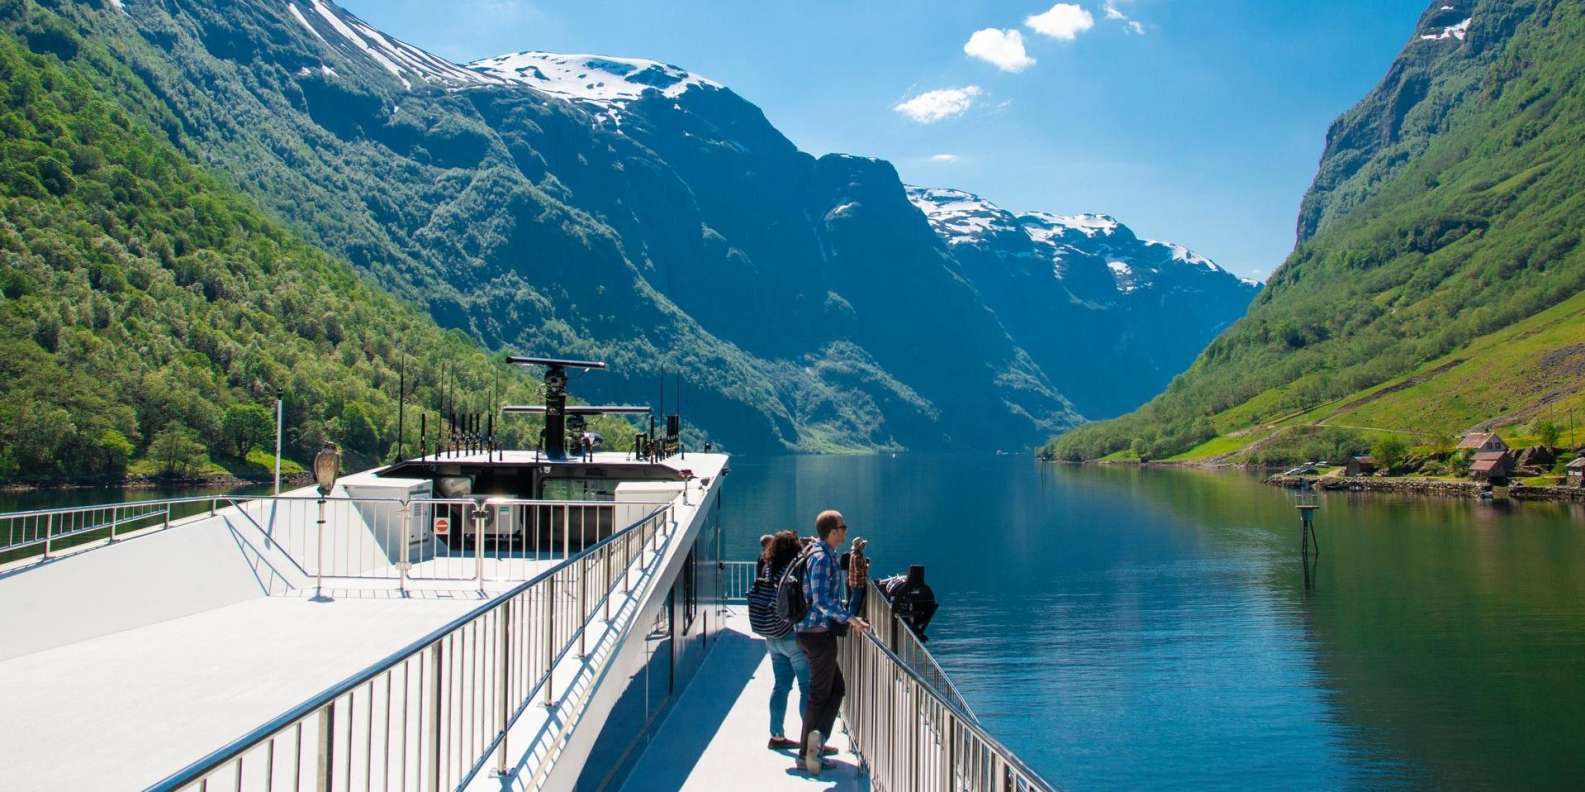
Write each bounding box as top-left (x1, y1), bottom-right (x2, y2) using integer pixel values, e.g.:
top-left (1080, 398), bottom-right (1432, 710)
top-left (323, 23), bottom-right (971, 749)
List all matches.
top-left (503, 356), bottom-right (636, 460)
top-left (395, 349), bottom-right (406, 463)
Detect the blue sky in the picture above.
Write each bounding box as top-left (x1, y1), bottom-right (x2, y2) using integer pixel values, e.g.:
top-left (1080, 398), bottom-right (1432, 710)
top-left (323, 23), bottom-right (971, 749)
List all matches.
top-left (339, 0), bottom-right (1430, 282)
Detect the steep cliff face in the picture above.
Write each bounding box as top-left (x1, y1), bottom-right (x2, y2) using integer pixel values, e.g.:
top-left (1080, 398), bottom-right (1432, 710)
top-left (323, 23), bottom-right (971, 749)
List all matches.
top-left (1048, 0), bottom-right (1585, 462)
top-left (1296, 0), bottom-right (1531, 241)
top-left (908, 187), bottom-right (1259, 418)
top-left (40, 0), bottom-right (1091, 452)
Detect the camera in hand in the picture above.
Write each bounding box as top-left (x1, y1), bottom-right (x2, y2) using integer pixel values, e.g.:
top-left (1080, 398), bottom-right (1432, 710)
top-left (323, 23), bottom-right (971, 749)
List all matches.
top-left (878, 565), bottom-right (939, 641)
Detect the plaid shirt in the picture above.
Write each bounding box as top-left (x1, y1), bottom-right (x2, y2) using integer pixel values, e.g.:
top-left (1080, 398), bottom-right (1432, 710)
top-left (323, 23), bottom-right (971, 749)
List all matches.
top-left (797, 539), bottom-right (850, 632)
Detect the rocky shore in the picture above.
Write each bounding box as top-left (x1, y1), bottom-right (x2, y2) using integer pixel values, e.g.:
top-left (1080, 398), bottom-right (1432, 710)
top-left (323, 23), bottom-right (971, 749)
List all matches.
top-left (1267, 474), bottom-right (1585, 503)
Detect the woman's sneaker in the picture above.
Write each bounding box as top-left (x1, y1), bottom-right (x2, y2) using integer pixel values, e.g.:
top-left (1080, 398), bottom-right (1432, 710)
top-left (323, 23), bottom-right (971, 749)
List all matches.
top-left (803, 730), bottom-right (824, 775)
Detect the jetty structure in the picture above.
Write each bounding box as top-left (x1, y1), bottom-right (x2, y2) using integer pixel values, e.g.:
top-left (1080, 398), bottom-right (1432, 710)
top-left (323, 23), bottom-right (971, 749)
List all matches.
top-left (0, 356), bottom-right (1051, 792)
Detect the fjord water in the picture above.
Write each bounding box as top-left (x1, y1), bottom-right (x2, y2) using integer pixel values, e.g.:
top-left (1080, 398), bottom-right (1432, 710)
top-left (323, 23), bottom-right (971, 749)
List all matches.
top-left (718, 455), bottom-right (1585, 790)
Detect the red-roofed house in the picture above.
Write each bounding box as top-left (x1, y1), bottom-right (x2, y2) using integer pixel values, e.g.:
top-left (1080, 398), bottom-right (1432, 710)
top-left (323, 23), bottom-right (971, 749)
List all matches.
top-left (1469, 450), bottom-right (1512, 481)
top-left (1457, 432), bottom-right (1508, 453)
top-left (1568, 457), bottom-right (1585, 488)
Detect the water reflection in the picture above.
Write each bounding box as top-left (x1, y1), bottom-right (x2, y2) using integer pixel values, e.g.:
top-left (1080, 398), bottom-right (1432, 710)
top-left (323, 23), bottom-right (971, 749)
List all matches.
top-left (719, 455), bottom-right (1585, 790)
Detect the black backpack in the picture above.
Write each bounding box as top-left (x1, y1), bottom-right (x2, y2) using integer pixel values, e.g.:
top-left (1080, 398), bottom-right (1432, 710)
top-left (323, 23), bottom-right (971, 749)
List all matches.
top-left (769, 544), bottom-right (818, 634)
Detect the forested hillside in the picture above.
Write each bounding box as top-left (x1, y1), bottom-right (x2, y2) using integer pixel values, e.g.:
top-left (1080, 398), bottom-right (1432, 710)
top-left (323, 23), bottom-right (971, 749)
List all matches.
top-left (1046, 0), bottom-right (1585, 464)
top-left (0, 16), bottom-right (624, 483)
top-left (3, 0), bottom-right (1262, 457)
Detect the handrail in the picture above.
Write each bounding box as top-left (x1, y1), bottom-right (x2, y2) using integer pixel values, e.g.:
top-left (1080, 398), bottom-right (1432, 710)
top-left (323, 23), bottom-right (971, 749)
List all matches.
top-left (843, 626), bottom-right (1057, 792)
top-left (147, 502), bottom-right (672, 792)
top-left (862, 578), bottom-right (979, 724)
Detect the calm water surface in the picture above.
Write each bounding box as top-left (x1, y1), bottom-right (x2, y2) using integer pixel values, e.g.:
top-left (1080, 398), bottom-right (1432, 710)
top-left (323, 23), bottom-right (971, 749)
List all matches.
top-left (717, 454), bottom-right (1585, 790)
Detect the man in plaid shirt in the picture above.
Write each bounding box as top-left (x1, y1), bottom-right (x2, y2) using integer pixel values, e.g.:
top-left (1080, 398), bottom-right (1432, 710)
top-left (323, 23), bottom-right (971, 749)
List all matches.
top-left (795, 510), bottom-right (870, 775)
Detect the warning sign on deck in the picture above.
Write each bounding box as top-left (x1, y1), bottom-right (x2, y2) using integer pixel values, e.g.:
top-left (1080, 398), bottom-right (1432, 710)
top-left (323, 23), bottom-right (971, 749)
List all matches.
top-left (433, 516), bottom-right (450, 536)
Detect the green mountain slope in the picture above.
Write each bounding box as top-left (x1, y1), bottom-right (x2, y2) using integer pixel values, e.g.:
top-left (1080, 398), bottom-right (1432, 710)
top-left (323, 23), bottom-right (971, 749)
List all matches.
top-left (1046, 0), bottom-right (1585, 463)
top-left (0, 17), bottom-right (625, 483)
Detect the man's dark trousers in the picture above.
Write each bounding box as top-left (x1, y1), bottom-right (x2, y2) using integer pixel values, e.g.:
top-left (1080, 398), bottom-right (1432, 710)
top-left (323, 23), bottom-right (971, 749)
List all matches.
top-left (797, 630), bottom-right (844, 753)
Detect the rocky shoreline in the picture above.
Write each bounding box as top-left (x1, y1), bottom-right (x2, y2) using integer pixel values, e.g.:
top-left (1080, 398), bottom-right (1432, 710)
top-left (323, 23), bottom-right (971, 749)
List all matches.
top-left (1266, 474), bottom-right (1585, 503)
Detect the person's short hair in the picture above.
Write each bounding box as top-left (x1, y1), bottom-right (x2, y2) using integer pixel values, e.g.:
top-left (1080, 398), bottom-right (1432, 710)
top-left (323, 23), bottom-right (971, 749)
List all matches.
top-left (815, 510), bottom-right (845, 540)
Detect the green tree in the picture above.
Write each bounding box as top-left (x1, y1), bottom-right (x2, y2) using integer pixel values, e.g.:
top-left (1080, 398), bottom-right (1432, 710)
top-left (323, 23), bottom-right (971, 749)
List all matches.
top-left (147, 425), bottom-right (207, 478)
top-left (222, 403), bottom-right (274, 457)
top-left (1533, 420), bottom-right (1562, 449)
top-left (1372, 435), bottom-right (1409, 472)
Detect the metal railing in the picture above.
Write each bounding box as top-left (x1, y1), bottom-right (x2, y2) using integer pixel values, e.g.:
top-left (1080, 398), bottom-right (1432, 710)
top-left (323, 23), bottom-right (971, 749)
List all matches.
top-left (230, 497), bottom-right (620, 587)
top-left (861, 579), bottom-right (979, 724)
top-left (839, 627), bottom-right (1056, 792)
top-left (0, 494), bottom-right (251, 563)
top-left (720, 559), bottom-right (759, 601)
top-left (148, 503), bottom-right (675, 792)
top-left (719, 559), bottom-right (980, 724)
top-left (1, 493), bottom-right (631, 593)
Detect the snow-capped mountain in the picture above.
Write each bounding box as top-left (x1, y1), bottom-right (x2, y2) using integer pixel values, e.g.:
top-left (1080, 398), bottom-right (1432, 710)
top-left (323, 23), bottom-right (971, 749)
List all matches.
top-left (65, 0), bottom-right (1258, 441)
top-left (469, 52), bottom-right (721, 105)
top-left (907, 187), bottom-right (1255, 300)
top-left (907, 186), bottom-right (1260, 417)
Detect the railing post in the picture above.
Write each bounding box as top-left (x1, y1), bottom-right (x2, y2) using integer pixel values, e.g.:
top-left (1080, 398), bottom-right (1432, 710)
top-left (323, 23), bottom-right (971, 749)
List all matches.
top-left (316, 702), bottom-right (335, 792)
top-left (544, 576), bottom-right (556, 708)
top-left (429, 642), bottom-right (443, 792)
top-left (944, 713), bottom-right (955, 792)
top-left (109, 506), bottom-right (118, 543)
top-left (42, 514), bottom-right (51, 559)
top-left (474, 503), bottom-right (485, 589)
top-left (495, 601), bottom-right (511, 776)
top-left (165, 503), bottom-right (171, 530)
top-left (577, 558), bottom-right (588, 659)
top-left (561, 504), bottom-right (569, 558)
top-left (399, 503), bottom-right (411, 595)
top-left (603, 544), bottom-right (612, 622)
top-left (317, 498), bottom-right (327, 597)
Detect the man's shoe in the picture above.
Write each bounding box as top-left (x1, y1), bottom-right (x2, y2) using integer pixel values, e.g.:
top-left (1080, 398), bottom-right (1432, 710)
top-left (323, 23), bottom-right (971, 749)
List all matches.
top-left (767, 736), bottom-right (799, 750)
top-left (803, 730), bottom-right (824, 775)
top-left (821, 744), bottom-right (838, 756)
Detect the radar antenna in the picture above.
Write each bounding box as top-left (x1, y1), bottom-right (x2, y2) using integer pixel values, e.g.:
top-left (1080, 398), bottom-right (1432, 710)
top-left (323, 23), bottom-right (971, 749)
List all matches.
top-left (501, 356), bottom-right (647, 460)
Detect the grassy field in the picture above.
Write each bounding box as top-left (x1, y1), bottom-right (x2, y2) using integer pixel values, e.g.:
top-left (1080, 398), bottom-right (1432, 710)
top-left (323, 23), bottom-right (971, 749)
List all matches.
top-left (1171, 288), bottom-right (1585, 463)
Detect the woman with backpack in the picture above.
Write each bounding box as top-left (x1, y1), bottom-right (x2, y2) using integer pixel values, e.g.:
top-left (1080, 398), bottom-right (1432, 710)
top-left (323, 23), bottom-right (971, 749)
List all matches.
top-left (747, 530), bottom-right (816, 750)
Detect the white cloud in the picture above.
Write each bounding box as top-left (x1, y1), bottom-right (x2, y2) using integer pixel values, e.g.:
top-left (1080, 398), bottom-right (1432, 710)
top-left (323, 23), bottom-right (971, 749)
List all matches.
top-left (1103, 1), bottom-right (1147, 35)
top-left (963, 28), bottom-right (1035, 72)
top-left (1025, 3), bottom-right (1094, 40)
top-left (894, 86), bottom-right (984, 123)
top-left (930, 154), bottom-right (961, 163)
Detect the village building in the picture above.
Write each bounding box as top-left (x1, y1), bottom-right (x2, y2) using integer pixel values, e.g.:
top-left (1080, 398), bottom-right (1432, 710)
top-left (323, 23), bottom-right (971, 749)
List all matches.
top-left (1469, 450), bottom-right (1513, 481)
top-left (1457, 432), bottom-right (1509, 454)
top-left (1568, 457), bottom-right (1585, 488)
top-left (1345, 455), bottom-right (1378, 476)
top-left (1514, 445), bottom-right (1556, 470)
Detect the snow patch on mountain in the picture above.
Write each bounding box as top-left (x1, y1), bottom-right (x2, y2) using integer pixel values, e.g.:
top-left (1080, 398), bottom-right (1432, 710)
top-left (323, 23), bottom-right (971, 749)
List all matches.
top-left (294, 1), bottom-right (507, 90)
top-left (468, 52), bottom-right (721, 106)
top-left (907, 185), bottom-right (1243, 297)
top-left (1421, 17), bottom-right (1471, 41)
top-left (905, 188), bottom-right (1019, 243)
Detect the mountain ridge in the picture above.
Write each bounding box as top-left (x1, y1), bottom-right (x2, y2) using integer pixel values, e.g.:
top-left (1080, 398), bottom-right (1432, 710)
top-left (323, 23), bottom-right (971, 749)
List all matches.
top-left (11, 0), bottom-right (1256, 453)
top-left (1045, 0), bottom-right (1585, 464)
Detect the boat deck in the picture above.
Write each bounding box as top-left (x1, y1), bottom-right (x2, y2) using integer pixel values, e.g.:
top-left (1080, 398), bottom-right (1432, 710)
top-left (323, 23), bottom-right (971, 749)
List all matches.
top-left (0, 595), bottom-right (479, 790)
top-left (621, 607), bottom-right (868, 792)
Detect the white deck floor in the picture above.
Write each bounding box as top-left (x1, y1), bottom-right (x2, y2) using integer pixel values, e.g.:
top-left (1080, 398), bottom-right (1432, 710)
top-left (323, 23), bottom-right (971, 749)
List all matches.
top-left (622, 608), bottom-right (868, 792)
top-left (0, 595), bottom-right (478, 790)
